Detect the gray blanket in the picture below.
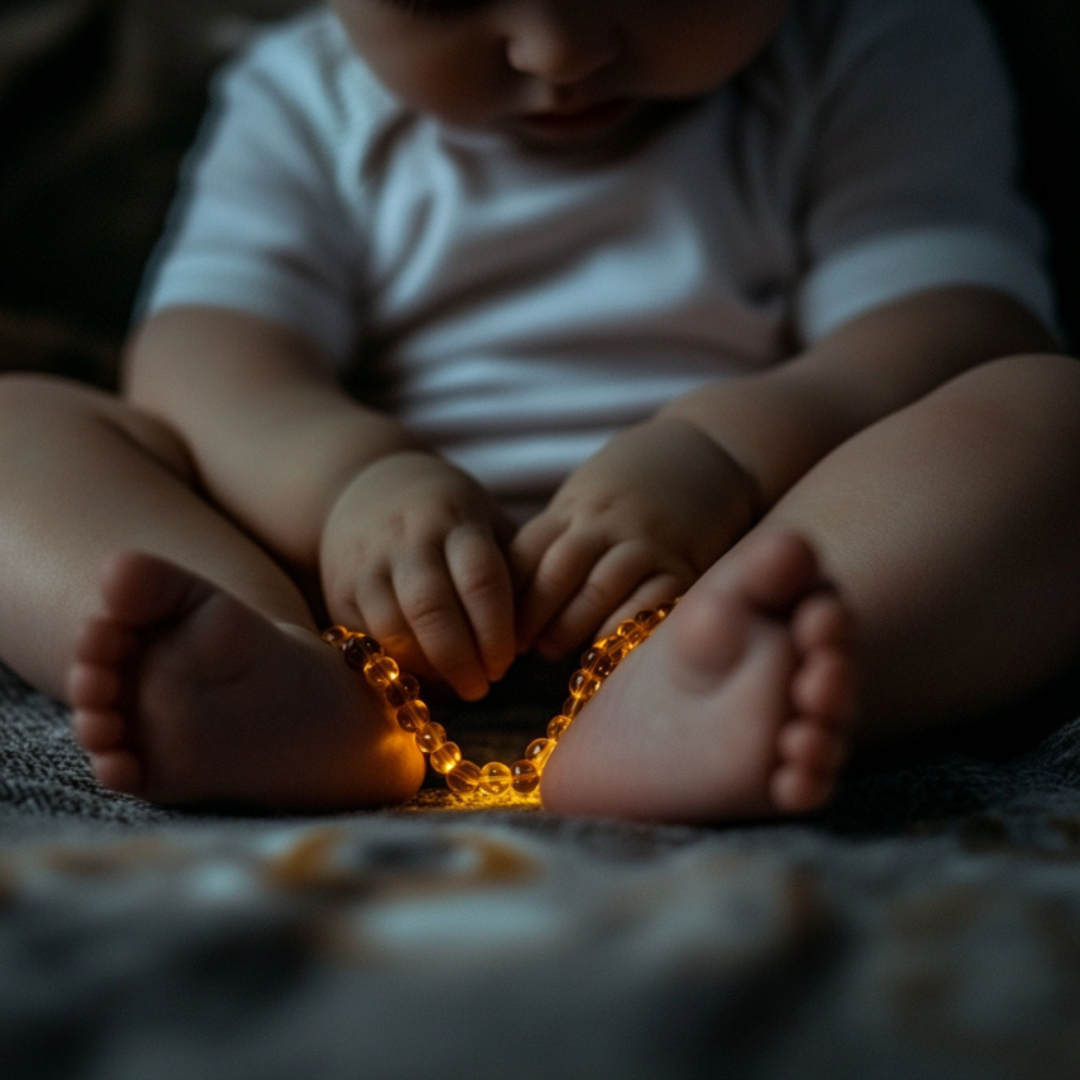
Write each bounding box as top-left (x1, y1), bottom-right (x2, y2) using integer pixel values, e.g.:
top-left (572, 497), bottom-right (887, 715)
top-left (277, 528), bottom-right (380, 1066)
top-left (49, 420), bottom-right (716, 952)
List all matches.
top-left (5, 658), bottom-right (1080, 1079)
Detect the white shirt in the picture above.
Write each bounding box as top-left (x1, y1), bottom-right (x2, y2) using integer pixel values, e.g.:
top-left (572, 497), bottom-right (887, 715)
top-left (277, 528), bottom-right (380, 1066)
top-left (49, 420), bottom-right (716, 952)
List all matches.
top-left (143, 0), bottom-right (1055, 506)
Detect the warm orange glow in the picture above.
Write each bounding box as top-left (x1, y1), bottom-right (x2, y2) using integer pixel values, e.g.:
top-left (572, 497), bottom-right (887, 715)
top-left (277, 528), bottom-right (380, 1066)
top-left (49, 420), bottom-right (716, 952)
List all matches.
top-left (322, 598), bottom-right (677, 806)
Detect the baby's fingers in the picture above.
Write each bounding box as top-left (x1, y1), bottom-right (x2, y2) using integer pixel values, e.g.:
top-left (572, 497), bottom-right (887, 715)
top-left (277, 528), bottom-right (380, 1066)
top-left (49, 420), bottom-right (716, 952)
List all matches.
top-left (535, 542), bottom-right (692, 658)
top-left (391, 546), bottom-right (491, 701)
top-left (592, 572), bottom-right (692, 642)
top-left (445, 523), bottom-right (516, 685)
top-left (513, 522), bottom-right (606, 654)
top-left (345, 571), bottom-right (428, 674)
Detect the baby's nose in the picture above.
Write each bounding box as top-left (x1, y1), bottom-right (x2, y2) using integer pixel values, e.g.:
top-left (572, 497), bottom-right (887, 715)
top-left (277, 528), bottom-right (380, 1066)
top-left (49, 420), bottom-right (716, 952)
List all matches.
top-left (502, 5), bottom-right (621, 86)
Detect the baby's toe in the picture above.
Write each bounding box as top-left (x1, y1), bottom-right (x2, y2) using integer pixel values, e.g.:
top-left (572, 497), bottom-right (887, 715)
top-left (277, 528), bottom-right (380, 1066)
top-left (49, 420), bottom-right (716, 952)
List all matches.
top-left (732, 531), bottom-right (819, 612)
top-left (778, 717), bottom-right (847, 774)
top-left (792, 650), bottom-right (856, 724)
top-left (792, 592), bottom-right (851, 652)
top-left (67, 661), bottom-right (123, 711)
top-left (74, 615), bottom-right (140, 667)
top-left (769, 758), bottom-right (835, 814)
top-left (73, 707), bottom-right (127, 752)
top-left (88, 748), bottom-right (144, 794)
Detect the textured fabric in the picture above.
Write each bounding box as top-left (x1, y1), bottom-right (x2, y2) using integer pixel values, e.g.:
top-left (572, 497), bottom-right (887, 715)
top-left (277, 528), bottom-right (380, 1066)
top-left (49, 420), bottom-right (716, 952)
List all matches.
top-left (143, 0), bottom-right (1053, 504)
top-left (5, 657), bottom-right (1080, 1079)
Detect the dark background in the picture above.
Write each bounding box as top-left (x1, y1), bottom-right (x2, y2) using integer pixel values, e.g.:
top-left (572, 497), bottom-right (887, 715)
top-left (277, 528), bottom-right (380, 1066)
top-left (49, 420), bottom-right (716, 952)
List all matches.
top-left (1, 0), bottom-right (1076, 390)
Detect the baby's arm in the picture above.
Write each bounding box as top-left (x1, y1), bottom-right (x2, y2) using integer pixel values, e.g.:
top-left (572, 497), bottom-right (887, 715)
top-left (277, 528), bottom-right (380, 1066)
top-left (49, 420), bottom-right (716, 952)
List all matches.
top-left (126, 306), bottom-right (516, 700)
top-left (514, 285), bottom-right (1057, 656)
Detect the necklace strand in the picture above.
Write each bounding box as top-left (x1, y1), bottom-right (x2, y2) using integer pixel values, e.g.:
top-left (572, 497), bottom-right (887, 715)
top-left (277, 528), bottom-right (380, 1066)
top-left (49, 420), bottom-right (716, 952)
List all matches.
top-left (322, 599), bottom-right (677, 804)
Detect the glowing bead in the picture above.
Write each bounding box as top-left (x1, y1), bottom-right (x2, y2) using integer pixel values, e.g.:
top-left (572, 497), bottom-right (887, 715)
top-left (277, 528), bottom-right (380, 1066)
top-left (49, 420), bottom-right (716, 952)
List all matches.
top-left (321, 625), bottom-right (350, 646)
top-left (511, 760), bottom-right (540, 795)
top-left (446, 760), bottom-right (481, 795)
top-left (364, 655), bottom-right (400, 688)
top-left (569, 671), bottom-right (602, 701)
top-left (325, 601), bottom-right (676, 799)
top-left (634, 609), bottom-right (664, 632)
top-left (395, 700), bottom-right (430, 733)
top-left (431, 741), bottom-right (463, 774)
top-left (524, 738), bottom-right (555, 771)
top-left (616, 619), bottom-right (647, 645)
top-left (547, 715), bottom-right (573, 742)
top-left (415, 721), bottom-right (447, 754)
top-left (343, 634), bottom-right (383, 672)
top-left (479, 761), bottom-right (512, 796)
top-left (579, 648), bottom-right (617, 679)
top-left (383, 674), bottom-right (420, 707)
top-left (599, 655), bottom-right (620, 678)
top-left (579, 646), bottom-right (604, 672)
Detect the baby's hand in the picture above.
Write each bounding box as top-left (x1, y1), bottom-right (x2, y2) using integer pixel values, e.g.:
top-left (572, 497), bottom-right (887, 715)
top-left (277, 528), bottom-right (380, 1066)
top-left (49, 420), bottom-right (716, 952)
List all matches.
top-left (512, 418), bottom-right (758, 659)
top-left (320, 451), bottom-right (517, 700)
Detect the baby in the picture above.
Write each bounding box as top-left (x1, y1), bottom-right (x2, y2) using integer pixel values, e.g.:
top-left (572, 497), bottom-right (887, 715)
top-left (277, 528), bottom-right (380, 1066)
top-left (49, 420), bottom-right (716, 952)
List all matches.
top-left (1, 0), bottom-right (1079, 821)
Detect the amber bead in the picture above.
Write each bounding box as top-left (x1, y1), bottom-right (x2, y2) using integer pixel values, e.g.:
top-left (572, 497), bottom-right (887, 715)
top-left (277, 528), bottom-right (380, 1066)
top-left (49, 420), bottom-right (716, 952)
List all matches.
top-left (364, 654), bottom-right (400, 688)
top-left (415, 721), bottom-right (447, 754)
top-left (446, 760), bottom-right (482, 795)
top-left (511, 760), bottom-right (540, 795)
top-left (596, 654), bottom-right (619, 678)
top-left (479, 761), bottom-right (513, 796)
top-left (634, 609), bottom-right (664, 632)
top-left (524, 738), bottom-right (555, 771)
top-left (383, 674), bottom-right (420, 708)
top-left (343, 635), bottom-right (384, 672)
top-left (431, 741), bottom-right (463, 774)
top-left (395, 700), bottom-right (430, 733)
top-left (616, 619), bottom-right (647, 646)
top-left (569, 671), bottom-right (602, 701)
top-left (579, 646), bottom-right (604, 671)
top-left (598, 634), bottom-right (629, 660)
top-left (580, 647), bottom-right (617, 679)
top-left (324, 597), bottom-right (677, 799)
top-left (547, 715), bottom-right (573, 742)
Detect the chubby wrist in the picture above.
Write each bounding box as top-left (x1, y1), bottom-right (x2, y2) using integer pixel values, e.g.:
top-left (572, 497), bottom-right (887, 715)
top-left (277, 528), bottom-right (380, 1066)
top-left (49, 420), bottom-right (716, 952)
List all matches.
top-left (633, 414), bottom-right (764, 529)
top-left (321, 449), bottom-right (436, 544)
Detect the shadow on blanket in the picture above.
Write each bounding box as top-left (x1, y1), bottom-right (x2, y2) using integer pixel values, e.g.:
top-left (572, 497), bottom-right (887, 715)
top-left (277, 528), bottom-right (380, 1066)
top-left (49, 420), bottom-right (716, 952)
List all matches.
top-left (5, 657), bottom-right (1080, 1079)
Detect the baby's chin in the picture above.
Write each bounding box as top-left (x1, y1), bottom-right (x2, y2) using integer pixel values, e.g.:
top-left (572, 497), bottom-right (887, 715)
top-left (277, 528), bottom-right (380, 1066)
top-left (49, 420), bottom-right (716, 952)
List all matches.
top-left (499, 99), bottom-right (698, 157)
top-left (510, 99), bottom-right (639, 144)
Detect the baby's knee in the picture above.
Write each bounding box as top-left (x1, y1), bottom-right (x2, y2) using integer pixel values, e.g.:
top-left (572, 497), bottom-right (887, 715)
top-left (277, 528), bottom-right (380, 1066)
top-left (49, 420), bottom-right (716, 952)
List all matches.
top-left (932, 352), bottom-right (1080, 445)
top-left (947, 351), bottom-right (1080, 407)
top-left (0, 371), bottom-right (194, 477)
top-left (0, 372), bottom-right (93, 438)
top-left (0, 370), bottom-right (106, 419)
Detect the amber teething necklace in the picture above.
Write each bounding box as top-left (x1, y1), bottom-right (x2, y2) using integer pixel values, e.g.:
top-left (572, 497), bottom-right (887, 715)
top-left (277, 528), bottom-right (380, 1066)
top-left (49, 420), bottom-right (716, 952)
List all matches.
top-left (322, 599), bottom-right (677, 804)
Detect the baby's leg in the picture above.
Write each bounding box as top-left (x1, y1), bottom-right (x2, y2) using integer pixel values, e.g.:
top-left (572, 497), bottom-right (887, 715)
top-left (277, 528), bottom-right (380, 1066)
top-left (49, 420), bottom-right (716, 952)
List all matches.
top-left (767, 352), bottom-right (1080, 732)
top-left (0, 375), bottom-right (423, 808)
top-left (543, 353), bottom-right (1080, 821)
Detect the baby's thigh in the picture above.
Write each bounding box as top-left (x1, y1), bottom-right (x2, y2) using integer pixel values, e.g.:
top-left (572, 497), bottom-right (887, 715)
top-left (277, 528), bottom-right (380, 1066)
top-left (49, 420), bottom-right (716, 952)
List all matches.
top-left (0, 371), bottom-right (196, 484)
top-left (916, 352), bottom-right (1080, 458)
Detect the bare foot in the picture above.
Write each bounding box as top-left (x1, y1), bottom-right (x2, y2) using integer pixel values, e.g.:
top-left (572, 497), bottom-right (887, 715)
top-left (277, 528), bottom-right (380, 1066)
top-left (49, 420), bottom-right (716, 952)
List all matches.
top-left (68, 552), bottom-right (425, 810)
top-left (540, 532), bottom-right (856, 822)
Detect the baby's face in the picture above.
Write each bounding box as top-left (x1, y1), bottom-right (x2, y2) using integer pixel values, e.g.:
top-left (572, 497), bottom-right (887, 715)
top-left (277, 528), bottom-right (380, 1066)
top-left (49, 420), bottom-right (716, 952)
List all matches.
top-left (330, 0), bottom-right (792, 151)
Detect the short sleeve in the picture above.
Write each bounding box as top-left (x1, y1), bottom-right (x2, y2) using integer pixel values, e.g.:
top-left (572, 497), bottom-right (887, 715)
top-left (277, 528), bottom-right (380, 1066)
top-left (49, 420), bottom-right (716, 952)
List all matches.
top-left (793, 0), bottom-right (1057, 342)
top-left (139, 13), bottom-right (370, 364)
